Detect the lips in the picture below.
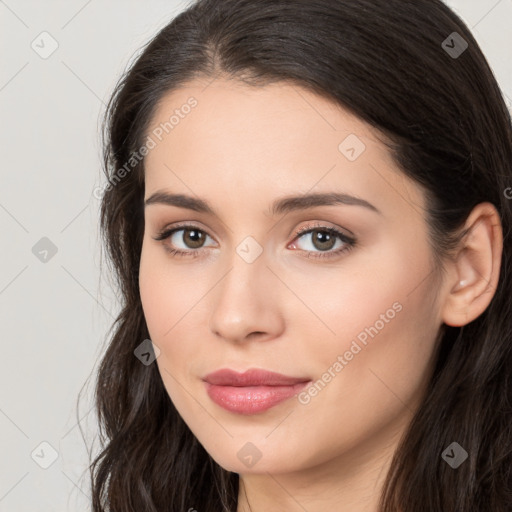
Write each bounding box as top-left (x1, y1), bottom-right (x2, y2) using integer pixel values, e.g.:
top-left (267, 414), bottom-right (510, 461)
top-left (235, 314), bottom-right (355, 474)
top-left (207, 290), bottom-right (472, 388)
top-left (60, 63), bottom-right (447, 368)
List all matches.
top-left (202, 368), bottom-right (312, 414)
top-left (203, 368), bottom-right (311, 386)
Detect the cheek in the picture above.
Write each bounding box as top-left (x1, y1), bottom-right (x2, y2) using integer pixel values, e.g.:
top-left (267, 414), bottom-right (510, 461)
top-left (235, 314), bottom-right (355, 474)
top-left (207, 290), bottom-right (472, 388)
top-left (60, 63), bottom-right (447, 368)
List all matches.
top-left (139, 257), bottom-right (196, 406)
top-left (286, 260), bottom-right (439, 464)
top-left (283, 236), bottom-right (428, 344)
top-left (139, 250), bottom-right (169, 338)
top-left (305, 245), bottom-right (439, 410)
top-left (139, 242), bottom-right (190, 338)
top-left (139, 243), bottom-right (207, 376)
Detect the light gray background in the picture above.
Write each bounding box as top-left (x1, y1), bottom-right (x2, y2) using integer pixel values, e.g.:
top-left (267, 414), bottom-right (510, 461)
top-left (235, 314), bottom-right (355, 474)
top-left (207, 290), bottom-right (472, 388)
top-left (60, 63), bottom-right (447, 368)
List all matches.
top-left (0, 1), bottom-right (511, 510)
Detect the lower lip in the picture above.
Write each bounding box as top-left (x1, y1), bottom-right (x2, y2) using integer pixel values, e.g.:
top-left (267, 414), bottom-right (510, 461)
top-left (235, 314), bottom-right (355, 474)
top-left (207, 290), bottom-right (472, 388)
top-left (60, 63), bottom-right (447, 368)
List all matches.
top-left (204, 381), bottom-right (310, 414)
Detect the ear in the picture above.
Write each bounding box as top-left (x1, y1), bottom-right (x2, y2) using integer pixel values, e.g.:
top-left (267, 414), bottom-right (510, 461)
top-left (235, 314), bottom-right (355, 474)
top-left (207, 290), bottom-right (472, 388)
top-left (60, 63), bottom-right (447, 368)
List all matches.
top-left (441, 202), bottom-right (503, 327)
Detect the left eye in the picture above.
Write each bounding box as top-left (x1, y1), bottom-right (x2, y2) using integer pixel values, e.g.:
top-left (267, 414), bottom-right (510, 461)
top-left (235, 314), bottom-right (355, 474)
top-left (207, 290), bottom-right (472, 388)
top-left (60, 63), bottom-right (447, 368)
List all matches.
top-left (290, 227), bottom-right (346, 251)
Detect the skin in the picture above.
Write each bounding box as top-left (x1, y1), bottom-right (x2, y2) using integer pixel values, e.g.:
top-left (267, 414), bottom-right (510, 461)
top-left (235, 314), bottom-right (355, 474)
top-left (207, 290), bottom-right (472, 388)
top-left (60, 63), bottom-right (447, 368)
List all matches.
top-left (138, 77), bottom-right (503, 512)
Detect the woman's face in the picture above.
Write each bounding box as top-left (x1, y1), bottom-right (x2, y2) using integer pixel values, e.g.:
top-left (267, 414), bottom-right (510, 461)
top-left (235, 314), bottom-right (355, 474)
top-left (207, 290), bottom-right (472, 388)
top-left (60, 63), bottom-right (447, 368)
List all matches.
top-left (139, 78), bottom-right (444, 474)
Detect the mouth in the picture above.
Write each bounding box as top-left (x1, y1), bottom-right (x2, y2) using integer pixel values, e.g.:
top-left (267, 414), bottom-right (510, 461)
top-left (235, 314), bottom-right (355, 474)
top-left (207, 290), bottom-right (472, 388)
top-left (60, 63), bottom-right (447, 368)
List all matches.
top-left (202, 368), bottom-right (312, 414)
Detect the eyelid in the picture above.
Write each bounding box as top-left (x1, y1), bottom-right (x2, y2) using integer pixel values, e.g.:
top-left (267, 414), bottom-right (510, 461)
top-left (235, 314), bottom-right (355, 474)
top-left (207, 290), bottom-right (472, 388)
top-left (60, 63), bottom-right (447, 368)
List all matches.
top-left (153, 221), bottom-right (218, 246)
top-left (290, 220), bottom-right (354, 238)
top-left (154, 220), bottom-right (352, 242)
top-left (154, 220), bottom-right (216, 239)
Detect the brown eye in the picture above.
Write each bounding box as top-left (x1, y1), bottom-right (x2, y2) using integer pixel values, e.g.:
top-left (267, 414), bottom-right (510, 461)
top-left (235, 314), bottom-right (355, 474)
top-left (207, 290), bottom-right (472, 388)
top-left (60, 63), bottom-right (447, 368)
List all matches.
top-left (153, 224), bottom-right (216, 256)
top-left (181, 228), bottom-right (206, 249)
top-left (309, 229), bottom-right (337, 251)
top-left (289, 225), bottom-right (357, 260)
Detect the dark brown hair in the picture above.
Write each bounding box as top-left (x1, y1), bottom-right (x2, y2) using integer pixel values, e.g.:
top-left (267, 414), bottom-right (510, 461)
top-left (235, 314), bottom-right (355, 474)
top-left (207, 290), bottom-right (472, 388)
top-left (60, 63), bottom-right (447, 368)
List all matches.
top-left (89, 0), bottom-right (512, 510)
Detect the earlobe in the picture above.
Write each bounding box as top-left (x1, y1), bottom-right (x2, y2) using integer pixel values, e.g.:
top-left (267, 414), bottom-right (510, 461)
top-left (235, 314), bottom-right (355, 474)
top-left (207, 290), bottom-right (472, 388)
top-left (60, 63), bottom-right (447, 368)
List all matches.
top-left (441, 202), bottom-right (503, 328)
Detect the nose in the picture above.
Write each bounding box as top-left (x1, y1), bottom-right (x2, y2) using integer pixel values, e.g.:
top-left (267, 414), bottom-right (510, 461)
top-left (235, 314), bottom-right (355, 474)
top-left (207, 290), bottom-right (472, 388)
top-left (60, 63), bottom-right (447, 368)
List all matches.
top-left (208, 245), bottom-right (285, 344)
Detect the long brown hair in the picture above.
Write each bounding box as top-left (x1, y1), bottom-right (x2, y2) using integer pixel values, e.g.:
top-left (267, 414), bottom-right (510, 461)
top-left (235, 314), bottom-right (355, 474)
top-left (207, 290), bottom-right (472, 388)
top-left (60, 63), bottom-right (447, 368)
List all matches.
top-left (89, 0), bottom-right (512, 509)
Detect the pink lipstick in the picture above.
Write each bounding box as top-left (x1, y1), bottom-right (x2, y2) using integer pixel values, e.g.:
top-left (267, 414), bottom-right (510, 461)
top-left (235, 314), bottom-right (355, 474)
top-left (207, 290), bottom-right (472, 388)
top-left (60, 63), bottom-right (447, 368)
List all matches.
top-left (203, 368), bottom-right (311, 414)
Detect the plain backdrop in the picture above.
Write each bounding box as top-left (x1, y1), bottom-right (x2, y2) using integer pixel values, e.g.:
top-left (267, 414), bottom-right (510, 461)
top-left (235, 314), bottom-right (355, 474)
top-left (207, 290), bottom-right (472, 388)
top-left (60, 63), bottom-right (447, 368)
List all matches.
top-left (0, 0), bottom-right (511, 510)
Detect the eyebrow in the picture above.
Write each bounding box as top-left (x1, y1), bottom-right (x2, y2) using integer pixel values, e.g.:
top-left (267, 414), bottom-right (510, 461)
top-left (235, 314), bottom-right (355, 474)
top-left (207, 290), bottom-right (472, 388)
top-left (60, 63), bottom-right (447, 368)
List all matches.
top-left (144, 191), bottom-right (381, 216)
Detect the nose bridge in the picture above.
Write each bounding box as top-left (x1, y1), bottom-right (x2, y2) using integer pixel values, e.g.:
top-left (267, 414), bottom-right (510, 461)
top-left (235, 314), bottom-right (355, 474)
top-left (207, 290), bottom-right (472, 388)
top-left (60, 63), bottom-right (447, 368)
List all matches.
top-left (208, 237), bottom-right (281, 341)
top-left (215, 239), bottom-right (267, 315)
top-left (220, 231), bottom-right (268, 296)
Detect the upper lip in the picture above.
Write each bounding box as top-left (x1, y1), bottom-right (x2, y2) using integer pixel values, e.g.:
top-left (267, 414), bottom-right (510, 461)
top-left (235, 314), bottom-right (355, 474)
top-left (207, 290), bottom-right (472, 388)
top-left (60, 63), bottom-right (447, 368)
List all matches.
top-left (203, 368), bottom-right (311, 386)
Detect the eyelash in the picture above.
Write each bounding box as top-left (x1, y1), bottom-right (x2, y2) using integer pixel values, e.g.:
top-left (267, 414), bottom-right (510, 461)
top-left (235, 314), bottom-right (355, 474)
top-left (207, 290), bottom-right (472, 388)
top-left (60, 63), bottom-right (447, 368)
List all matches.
top-left (153, 222), bottom-right (357, 260)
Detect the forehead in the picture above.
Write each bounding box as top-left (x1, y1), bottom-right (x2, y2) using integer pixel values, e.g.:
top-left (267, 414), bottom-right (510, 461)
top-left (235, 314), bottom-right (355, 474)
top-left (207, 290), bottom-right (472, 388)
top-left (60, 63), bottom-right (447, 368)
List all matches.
top-left (143, 78), bottom-right (425, 221)
top-left (145, 77), bottom-right (380, 163)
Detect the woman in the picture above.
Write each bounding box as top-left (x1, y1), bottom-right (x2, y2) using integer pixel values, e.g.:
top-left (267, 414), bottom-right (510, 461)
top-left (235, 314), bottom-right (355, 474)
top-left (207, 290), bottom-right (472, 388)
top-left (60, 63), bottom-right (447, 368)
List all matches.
top-left (90, 0), bottom-right (512, 510)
